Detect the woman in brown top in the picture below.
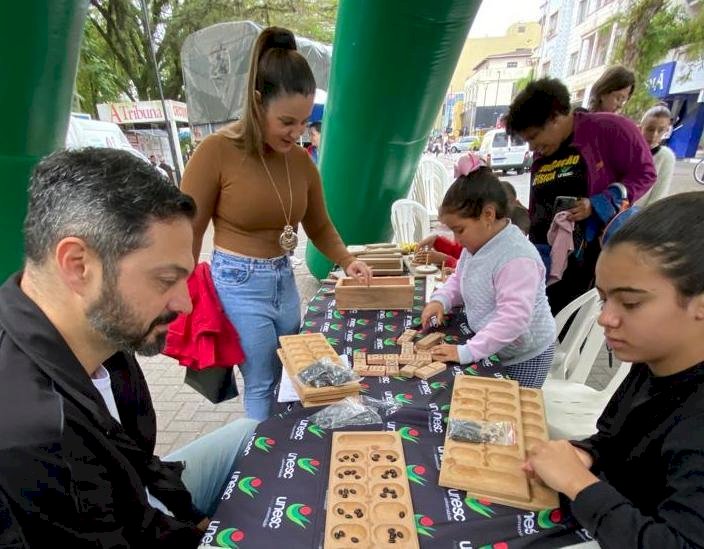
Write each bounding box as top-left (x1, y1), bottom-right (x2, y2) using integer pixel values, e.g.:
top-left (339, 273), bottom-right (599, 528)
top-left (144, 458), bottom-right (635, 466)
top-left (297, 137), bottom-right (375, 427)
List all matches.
top-left (181, 27), bottom-right (371, 420)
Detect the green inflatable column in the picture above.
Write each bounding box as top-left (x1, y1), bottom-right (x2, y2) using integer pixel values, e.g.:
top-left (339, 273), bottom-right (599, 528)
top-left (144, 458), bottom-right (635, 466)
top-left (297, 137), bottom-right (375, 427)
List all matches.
top-left (306, 0), bottom-right (480, 279)
top-left (0, 1), bottom-right (88, 279)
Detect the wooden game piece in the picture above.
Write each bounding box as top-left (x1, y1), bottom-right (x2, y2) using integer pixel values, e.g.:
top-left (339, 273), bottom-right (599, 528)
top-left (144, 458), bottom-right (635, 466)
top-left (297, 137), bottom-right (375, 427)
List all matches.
top-left (415, 332), bottom-right (445, 350)
top-left (325, 432), bottom-right (419, 549)
top-left (414, 351), bottom-right (432, 365)
top-left (437, 377), bottom-right (559, 511)
top-left (362, 365), bottom-right (386, 377)
top-left (399, 364), bottom-right (420, 378)
top-left (385, 364), bottom-right (399, 376)
top-left (400, 342), bottom-right (414, 355)
top-left (397, 329), bottom-right (418, 344)
top-left (335, 276), bottom-right (414, 311)
top-left (383, 355), bottom-right (399, 367)
top-left (398, 354), bottom-right (416, 365)
top-left (366, 354), bottom-right (386, 365)
top-left (277, 334), bottom-right (360, 407)
top-left (413, 361), bottom-right (447, 380)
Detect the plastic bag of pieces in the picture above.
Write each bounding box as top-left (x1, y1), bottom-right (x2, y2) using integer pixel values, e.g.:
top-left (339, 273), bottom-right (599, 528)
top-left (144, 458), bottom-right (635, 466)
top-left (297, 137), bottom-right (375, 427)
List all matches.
top-left (297, 357), bottom-right (361, 388)
top-left (447, 419), bottom-right (516, 446)
top-left (310, 395), bottom-right (400, 429)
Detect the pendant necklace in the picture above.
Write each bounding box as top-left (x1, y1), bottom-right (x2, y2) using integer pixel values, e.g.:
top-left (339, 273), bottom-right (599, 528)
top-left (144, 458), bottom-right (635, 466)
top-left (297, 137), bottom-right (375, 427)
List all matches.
top-left (259, 152), bottom-right (298, 254)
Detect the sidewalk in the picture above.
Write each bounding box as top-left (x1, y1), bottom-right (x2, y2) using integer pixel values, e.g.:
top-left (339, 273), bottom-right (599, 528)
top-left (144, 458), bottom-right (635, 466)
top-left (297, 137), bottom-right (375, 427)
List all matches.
top-left (141, 226), bottom-right (320, 457)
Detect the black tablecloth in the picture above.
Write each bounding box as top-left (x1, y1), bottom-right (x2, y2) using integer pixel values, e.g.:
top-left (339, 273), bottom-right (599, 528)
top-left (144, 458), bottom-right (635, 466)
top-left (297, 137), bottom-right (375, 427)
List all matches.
top-left (202, 279), bottom-right (593, 548)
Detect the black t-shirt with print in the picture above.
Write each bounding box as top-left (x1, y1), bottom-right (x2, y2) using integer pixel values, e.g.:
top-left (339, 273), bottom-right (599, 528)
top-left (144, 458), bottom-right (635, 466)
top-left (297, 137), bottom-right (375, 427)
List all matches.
top-left (529, 135), bottom-right (588, 244)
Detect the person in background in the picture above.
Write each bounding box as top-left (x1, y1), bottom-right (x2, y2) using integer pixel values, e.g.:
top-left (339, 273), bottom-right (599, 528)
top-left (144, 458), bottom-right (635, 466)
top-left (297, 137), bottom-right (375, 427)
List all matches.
top-left (421, 153), bottom-right (556, 388)
top-left (149, 153), bottom-right (158, 166)
top-left (306, 121), bottom-right (321, 165)
top-left (158, 156), bottom-right (176, 184)
top-left (0, 148), bottom-right (257, 547)
top-left (505, 78), bottom-right (656, 314)
top-left (525, 192), bottom-right (704, 547)
top-left (635, 105), bottom-right (676, 207)
top-left (181, 27), bottom-right (371, 421)
top-left (588, 65), bottom-right (635, 114)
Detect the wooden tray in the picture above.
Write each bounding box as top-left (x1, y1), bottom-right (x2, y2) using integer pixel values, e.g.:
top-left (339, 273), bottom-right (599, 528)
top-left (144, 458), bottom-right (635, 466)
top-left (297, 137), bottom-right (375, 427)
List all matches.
top-left (438, 377), bottom-right (559, 511)
top-left (363, 256), bottom-right (405, 276)
top-left (325, 432), bottom-right (419, 549)
top-left (278, 334), bottom-right (360, 404)
top-left (335, 276), bottom-right (414, 311)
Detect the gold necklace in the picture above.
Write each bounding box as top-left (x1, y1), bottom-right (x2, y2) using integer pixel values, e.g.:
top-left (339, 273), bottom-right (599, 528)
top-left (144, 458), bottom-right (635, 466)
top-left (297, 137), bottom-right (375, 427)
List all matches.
top-left (259, 152), bottom-right (298, 254)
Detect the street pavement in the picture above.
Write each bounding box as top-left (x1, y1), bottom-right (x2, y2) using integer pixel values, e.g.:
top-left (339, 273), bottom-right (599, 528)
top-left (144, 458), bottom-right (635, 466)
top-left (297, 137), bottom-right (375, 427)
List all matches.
top-left (142, 153), bottom-right (703, 457)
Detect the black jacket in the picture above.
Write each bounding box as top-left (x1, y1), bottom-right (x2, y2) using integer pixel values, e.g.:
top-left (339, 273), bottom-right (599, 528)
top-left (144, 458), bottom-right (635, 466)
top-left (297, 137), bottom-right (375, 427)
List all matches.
top-left (572, 362), bottom-right (704, 548)
top-left (0, 275), bottom-right (204, 548)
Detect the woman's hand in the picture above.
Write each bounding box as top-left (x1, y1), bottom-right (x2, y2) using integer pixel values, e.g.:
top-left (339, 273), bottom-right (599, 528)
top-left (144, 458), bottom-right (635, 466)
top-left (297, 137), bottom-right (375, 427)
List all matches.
top-left (421, 301), bottom-right (445, 329)
top-left (568, 198), bottom-right (592, 222)
top-left (523, 440), bottom-right (599, 500)
top-left (345, 259), bottom-right (373, 285)
top-left (431, 344), bottom-right (459, 363)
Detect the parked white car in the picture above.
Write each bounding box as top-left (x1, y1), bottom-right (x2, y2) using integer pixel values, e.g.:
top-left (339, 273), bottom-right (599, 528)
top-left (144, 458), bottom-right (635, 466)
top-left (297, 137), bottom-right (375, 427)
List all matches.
top-left (478, 129), bottom-right (532, 174)
top-left (450, 135), bottom-right (480, 153)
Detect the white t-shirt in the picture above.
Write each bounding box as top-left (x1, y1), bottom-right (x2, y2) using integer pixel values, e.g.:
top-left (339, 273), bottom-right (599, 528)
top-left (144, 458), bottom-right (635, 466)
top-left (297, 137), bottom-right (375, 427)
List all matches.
top-left (91, 366), bottom-right (173, 517)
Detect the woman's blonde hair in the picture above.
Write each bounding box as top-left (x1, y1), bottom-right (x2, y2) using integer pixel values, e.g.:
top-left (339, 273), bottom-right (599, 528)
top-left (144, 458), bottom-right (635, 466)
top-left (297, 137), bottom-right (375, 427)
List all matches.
top-left (232, 27), bottom-right (316, 155)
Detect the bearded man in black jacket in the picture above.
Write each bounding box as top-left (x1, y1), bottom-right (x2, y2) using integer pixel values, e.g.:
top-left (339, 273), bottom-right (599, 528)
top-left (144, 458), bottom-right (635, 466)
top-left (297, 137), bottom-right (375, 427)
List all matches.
top-left (0, 148), bottom-right (257, 548)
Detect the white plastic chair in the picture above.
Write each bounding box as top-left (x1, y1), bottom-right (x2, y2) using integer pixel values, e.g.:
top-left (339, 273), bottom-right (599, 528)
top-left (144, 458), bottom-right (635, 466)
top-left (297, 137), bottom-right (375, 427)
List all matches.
top-left (543, 361), bottom-right (631, 440)
top-left (390, 199), bottom-right (431, 244)
top-left (549, 289), bottom-right (604, 382)
top-left (409, 157), bottom-right (450, 216)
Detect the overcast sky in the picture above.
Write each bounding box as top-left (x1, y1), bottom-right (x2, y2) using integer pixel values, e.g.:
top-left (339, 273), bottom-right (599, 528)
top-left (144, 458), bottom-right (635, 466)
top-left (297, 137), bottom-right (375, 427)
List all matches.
top-left (468, 0), bottom-right (542, 38)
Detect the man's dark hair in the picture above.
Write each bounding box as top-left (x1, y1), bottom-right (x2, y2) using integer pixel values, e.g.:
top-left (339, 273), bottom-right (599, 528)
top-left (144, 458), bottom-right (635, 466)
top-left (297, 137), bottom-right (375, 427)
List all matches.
top-left (24, 148), bottom-right (196, 271)
top-left (505, 78), bottom-right (571, 135)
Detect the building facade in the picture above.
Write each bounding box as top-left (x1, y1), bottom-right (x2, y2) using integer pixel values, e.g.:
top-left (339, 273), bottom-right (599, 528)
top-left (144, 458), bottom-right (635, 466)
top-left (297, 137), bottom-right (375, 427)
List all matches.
top-left (463, 49), bottom-right (534, 132)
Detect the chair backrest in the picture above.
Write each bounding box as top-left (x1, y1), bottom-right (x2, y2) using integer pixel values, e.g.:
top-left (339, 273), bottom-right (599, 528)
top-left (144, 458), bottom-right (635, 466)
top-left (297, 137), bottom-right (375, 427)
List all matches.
top-left (391, 199), bottom-right (431, 244)
top-left (551, 289), bottom-right (605, 381)
top-left (409, 158), bottom-right (450, 214)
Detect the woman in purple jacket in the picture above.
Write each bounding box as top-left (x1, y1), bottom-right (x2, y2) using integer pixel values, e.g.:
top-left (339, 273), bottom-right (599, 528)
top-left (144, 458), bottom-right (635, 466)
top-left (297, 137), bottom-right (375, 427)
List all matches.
top-left (505, 78), bottom-right (656, 314)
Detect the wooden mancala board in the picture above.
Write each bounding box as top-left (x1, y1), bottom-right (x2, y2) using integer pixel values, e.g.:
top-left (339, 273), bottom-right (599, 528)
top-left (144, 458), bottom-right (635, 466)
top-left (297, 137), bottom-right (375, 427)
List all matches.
top-left (438, 377), bottom-right (559, 511)
top-left (325, 432), bottom-right (419, 549)
top-left (335, 276), bottom-right (414, 311)
top-left (278, 333), bottom-right (360, 407)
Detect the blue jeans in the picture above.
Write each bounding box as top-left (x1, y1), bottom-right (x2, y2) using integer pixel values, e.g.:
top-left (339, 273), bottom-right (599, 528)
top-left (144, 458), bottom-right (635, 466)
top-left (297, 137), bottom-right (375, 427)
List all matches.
top-left (211, 250), bottom-right (301, 420)
top-left (165, 418), bottom-right (258, 517)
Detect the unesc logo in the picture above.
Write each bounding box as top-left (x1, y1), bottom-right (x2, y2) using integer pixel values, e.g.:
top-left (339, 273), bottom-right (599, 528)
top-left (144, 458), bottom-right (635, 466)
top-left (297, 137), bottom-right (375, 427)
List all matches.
top-left (291, 419), bottom-right (326, 440)
top-left (278, 453), bottom-right (321, 479)
top-left (265, 497), bottom-right (313, 529)
top-left (445, 489), bottom-right (467, 522)
top-left (237, 476), bottom-right (262, 498)
top-left (201, 521), bottom-right (247, 548)
top-left (221, 470), bottom-right (241, 500)
top-left (427, 403), bottom-right (445, 434)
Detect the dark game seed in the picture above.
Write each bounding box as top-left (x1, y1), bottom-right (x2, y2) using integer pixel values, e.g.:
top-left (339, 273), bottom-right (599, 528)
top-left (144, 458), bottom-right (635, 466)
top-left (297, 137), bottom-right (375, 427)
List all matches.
top-left (380, 492), bottom-right (387, 498)
top-left (350, 489), bottom-right (357, 494)
top-left (355, 475), bottom-right (361, 479)
top-left (399, 511), bottom-right (406, 518)
top-left (338, 474), bottom-right (343, 479)
top-left (397, 532), bottom-right (404, 539)
top-left (353, 453), bottom-right (359, 458)
top-left (388, 528), bottom-right (395, 534)
top-left (345, 514), bottom-right (352, 519)
top-left (337, 508), bottom-right (344, 515)
top-left (351, 537), bottom-right (359, 543)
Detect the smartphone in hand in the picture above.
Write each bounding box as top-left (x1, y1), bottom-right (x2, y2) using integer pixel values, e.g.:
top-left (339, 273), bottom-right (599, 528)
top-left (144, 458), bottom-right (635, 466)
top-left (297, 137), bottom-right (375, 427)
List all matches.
top-left (553, 196), bottom-right (578, 214)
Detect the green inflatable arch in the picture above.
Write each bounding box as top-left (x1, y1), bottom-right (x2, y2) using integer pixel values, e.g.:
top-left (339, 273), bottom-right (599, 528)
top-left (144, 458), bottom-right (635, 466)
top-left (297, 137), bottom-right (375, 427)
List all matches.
top-left (0, 0), bottom-right (480, 281)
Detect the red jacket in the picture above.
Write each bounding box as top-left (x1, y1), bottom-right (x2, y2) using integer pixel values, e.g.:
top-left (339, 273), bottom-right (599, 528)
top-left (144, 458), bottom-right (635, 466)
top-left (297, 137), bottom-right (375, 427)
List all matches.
top-left (164, 263), bottom-right (245, 370)
top-left (434, 236), bottom-right (462, 268)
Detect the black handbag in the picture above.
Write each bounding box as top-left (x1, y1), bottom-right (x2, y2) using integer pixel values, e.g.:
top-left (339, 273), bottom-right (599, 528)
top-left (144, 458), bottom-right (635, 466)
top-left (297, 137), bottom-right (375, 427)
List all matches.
top-left (184, 366), bottom-right (239, 404)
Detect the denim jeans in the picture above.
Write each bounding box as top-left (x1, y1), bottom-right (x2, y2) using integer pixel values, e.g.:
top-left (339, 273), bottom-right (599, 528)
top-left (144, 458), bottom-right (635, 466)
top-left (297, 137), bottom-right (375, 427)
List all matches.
top-left (211, 250), bottom-right (301, 420)
top-left (164, 418), bottom-right (258, 517)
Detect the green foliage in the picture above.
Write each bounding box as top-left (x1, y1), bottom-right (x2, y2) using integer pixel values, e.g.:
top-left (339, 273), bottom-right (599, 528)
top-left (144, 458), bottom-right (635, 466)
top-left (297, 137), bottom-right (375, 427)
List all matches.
top-left (611, 0), bottom-right (691, 119)
top-left (75, 0), bottom-right (338, 114)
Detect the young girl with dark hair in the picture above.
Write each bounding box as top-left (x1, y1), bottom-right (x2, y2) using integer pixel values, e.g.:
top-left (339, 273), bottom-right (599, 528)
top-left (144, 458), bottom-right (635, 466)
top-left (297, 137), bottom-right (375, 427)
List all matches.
top-left (181, 27), bottom-right (371, 420)
top-left (526, 191), bottom-right (704, 547)
top-left (421, 153), bottom-right (556, 387)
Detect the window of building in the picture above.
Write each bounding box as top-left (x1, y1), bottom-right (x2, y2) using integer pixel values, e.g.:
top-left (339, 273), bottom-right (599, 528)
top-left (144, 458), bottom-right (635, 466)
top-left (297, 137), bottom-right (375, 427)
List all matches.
top-left (592, 25), bottom-right (612, 68)
top-left (576, 0), bottom-right (588, 24)
top-left (568, 52), bottom-right (579, 75)
top-left (571, 88), bottom-right (586, 110)
top-left (518, 25), bottom-right (526, 33)
top-left (547, 11), bottom-right (559, 37)
top-left (507, 61), bottom-right (518, 68)
top-left (542, 60), bottom-right (551, 77)
top-left (578, 34), bottom-right (595, 72)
